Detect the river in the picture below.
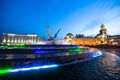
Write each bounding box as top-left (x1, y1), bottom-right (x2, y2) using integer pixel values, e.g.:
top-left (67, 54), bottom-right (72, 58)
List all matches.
top-left (0, 49), bottom-right (120, 80)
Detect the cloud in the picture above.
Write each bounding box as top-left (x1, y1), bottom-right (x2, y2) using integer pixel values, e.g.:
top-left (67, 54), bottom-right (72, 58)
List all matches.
top-left (56, 0), bottom-right (120, 38)
top-left (81, 4), bottom-right (120, 36)
top-left (106, 17), bottom-right (120, 35)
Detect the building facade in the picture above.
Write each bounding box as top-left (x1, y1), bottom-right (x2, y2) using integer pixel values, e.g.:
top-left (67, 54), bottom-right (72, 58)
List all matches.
top-left (109, 35), bottom-right (120, 46)
top-left (74, 38), bottom-right (99, 46)
top-left (64, 24), bottom-right (109, 45)
top-left (96, 24), bottom-right (108, 44)
top-left (64, 33), bottom-right (100, 45)
top-left (64, 33), bottom-right (75, 44)
top-left (2, 33), bottom-right (44, 45)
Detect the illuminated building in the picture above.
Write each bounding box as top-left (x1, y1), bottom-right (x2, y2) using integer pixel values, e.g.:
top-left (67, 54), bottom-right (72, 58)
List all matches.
top-left (96, 24), bottom-right (108, 44)
top-left (64, 33), bottom-right (75, 44)
top-left (64, 24), bottom-right (109, 45)
top-left (2, 33), bottom-right (44, 45)
top-left (109, 35), bottom-right (120, 45)
top-left (74, 38), bottom-right (99, 46)
top-left (64, 33), bottom-right (99, 46)
top-left (55, 40), bottom-right (70, 45)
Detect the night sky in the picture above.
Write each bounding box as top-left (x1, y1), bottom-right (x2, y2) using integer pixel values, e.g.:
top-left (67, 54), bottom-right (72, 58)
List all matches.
top-left (0, 0), bottom-right (120, 41)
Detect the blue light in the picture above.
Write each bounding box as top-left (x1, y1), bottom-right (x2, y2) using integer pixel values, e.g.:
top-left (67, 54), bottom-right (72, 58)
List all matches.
top-left (34, 49), bottom-right (44, 53)
top-left (34, 49), bottom-right (57, 53)
top-left (9, 64), bottom-right (58, 73)
top-left (91, 50), bottom-right (103, 58)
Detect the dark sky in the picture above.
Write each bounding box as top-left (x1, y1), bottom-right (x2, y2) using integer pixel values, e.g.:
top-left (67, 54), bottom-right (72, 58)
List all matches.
top-left (0, 0), bottom-right (120, 41)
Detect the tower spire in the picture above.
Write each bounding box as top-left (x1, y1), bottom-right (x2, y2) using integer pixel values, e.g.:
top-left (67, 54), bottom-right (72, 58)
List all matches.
top-left (100, 23), bottom-right (106, 30)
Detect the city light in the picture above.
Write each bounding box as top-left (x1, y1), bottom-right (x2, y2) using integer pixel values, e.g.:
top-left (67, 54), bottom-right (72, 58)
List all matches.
top-left (34, 49), bottom-right (57, 53)
top-left (0, 64), bottom-right (58, 74)
top-left (0, 68), bottom-right (13, 74)
top-left (10, 64), bottom-right (58, 72)
top-left (34, 48), bottom-right (84, 54)
top-left (68, 48), bottom-right (83, 52)
top-left (19, 43), bottom-right (25, 46)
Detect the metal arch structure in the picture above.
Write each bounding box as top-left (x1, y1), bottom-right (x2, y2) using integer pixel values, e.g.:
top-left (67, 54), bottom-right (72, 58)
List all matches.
top-left (46, 25), bottom-right (53, 40)
top-left (46, 25), bottom-right (61, 43)
top-left (53, 28), bottom-right (61, 39)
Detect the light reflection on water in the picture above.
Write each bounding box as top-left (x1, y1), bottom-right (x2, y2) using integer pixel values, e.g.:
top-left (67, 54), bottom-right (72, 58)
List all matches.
top-left (1, 49), bottom-right (120, 80)
top-left (99, 51), bottom-right (120, 79)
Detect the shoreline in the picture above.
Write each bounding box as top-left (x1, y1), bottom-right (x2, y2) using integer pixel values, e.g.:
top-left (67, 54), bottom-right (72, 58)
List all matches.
top-left (85, 45), bottom-right (120, 56)
top-left (100, 48), bottom-right (120, 56)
